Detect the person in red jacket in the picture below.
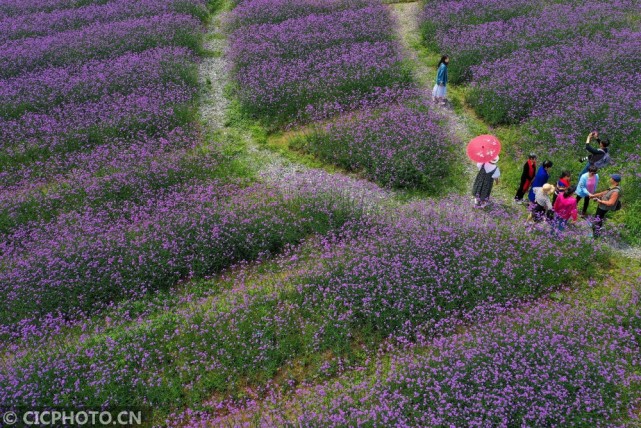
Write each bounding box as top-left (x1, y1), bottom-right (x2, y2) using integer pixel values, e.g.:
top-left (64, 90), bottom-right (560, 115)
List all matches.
top-left (514, 153), bottom-right (537, 203)
top-left (552, 170), bottom-right (571, 205)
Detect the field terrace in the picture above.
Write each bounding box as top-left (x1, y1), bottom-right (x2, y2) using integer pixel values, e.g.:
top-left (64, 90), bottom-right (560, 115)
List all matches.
top-left (0, 0), bottom-right (640, 425)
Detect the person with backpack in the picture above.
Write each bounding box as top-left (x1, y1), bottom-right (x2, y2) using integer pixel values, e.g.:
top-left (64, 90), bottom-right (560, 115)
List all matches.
top-left (579, 131), bottom-right (610, 177)
top-left (432, 55), bottom-right (449, 105)
top-left (590, 174), bottom-right (622, 238)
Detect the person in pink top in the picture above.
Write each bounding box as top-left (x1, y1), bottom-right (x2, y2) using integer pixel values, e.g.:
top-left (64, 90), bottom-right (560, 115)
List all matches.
top-left (553, 185), bottom-right (578, 234)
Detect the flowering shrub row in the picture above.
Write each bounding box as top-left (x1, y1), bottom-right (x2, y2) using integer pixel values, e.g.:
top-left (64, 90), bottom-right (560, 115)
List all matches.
top-left (421, 0), bottom-right (635, 84)
top-left (0, 0), bottom-right (116, 19)
top-left (467, 31), bottom-right (641, 130)
top-left (228, 5), bottom-right (393, 67)
top-left (0, 86), bottom-right (197, 179)
top-left (236, 284), bottom-right (641, 427)
top-left (0, 196), bottom-right (605, 411)
top-left (0, 132), bottom-right (220, 236)
top-left (298, 102), bottom-right (457, 191)
top-left (228, 0), bottom-right (413, 125)
top-left (226, 0), bottom-right (373, 29)
top-left (0, 47), bottom-right (196, 119)
top-left (0, 13), bottom-right (203, 79)
top-left (0, 170), bottom-right (375, 327)
top-left (0, 0), bottom-right (208, 44)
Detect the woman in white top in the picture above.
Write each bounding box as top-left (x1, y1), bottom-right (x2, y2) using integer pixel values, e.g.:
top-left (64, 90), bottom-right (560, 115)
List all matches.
top-left (472, 156), bottom-right (500, 208)
top-left (529, 183), bottom-right (555, 223)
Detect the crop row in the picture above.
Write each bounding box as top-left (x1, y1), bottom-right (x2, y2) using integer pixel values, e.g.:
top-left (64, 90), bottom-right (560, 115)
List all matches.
top-left (0, 47), bottom-right (196, 119)
top-left (0, 196), bottom-right (604, 412)
top-left (0, 130), bottom-right (221, 236)
top-left (0, 13), bottom-right (202, 79)
top-left (298, 102), bottom-right (458, 191)
top-left (0, 170), bottom-right (379, 328)
top-left (228, 0), bottom-right (413, 126)
top-left (0, 0), bottom-right (208, 44)
top-left (216, 279), bottom-right (641, 427)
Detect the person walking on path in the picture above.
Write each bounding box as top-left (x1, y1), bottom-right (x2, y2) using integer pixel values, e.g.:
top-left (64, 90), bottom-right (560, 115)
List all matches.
top-left (514, 153), bottom-right (537, 203)
top-left (552, 170), bottom-right (571, 205)
top-left (432, 55), bottom-right (449, 105)
top-left (590, 174), bottom-right (621, 238)
top-left (553, 185), bottom-right (578, 234)
top-left (576, 165), bottom-right (599, 217)
top-left (528, 160), bottom-right (553, 203)
top-left (472, 155), bottom-right (500, 208)
top-left (579, 131), bottom-right (610, 177)
top-left (528, 183), bottom-right (555, 223)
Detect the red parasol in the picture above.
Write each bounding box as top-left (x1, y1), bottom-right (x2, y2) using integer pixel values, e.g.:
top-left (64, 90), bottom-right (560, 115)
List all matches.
top-left (466, 134), bottom-right (502, 163)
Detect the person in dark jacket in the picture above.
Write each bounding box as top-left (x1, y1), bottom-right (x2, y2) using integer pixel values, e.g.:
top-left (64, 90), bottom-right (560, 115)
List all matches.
top-left (514, 153), bottom-right (537, 203)
top-left (579, 131), bottom-right (610, 177)
top-left (552, 170), bottom-right (571, 205)
top-left (528, 160), bottom-right (553, 203)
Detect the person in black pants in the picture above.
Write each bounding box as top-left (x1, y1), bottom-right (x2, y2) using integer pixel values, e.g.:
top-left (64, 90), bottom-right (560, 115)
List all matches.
top-left (575, 165), bottom-right (599, 217)
top-left (514, 153), bottom-right (537, 202)
top-left (590, 174), bottom-right (621, 238)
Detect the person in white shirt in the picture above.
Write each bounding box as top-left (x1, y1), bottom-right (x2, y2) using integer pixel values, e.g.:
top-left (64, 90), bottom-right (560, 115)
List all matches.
top-left (472, 156), bottom-right (500, 208)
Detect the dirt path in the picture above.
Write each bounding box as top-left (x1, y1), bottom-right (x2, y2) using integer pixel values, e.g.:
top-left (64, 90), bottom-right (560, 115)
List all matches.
top-left (198, 14), bottom-right (229, 130)
top-left (198, 12), bottom-right (312, 183)
top-left (390, 2), bottom-right (478, 188)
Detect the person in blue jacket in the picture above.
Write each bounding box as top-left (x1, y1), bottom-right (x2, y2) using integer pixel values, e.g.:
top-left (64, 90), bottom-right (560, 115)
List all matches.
top-left (432, 55), bottom-right (449, 105)
top-left (528, 160), bottom-right (553, 203)
top-left (576, 165), bottom-right (599, 217)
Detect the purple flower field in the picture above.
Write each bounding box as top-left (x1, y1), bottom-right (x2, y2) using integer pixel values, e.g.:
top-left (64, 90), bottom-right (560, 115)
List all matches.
top-left (2, 0), bottom-right (641, 424)
top-left (0, 0), bottom-right (207, 44)
top-left (0, 13), bottom-right (203, 79)
top-left (228, 0), bottom-right (413, 125)
top-left (300, 102), bottom-right (458, 191)
top-left (210, 278), bottom-right (641, 427)
top-left (226, 0), bottom-right (374, 29)
top-left (0, 47), bottom-right (196, 118)
top-left (0, 196), bottom-right (609, 412)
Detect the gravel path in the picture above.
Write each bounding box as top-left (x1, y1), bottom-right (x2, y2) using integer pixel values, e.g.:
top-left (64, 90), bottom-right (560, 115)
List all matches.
top-left (198, 14), bottom-right (229, 130)
top-left (197, 10), bottom-right (395, 209)
top-left (390, 2), bottom-right (477, 186)
top-left (198, 12), bottom-right (310, 182)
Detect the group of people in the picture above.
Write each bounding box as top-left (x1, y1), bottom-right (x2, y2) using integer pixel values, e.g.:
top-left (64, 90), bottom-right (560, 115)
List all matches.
top-left (435, 56), bottom-right (623, 238)
top-left (473, 131), bottom-right (622, 238)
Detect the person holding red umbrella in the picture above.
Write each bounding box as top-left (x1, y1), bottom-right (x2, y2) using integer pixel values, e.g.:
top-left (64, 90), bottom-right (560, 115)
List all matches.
top-left (472, 155), bottom-right (500, 208)
top-left (467, 135), bottom-right (502, 208)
